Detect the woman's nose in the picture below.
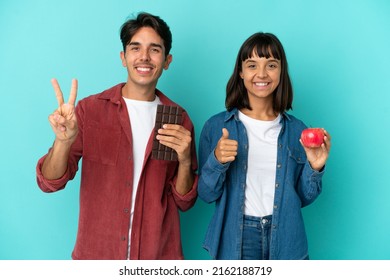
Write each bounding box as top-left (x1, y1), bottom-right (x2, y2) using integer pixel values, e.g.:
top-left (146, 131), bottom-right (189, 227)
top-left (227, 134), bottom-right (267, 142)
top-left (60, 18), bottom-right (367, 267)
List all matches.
top-left (256, 67), bottom-right (267, 78)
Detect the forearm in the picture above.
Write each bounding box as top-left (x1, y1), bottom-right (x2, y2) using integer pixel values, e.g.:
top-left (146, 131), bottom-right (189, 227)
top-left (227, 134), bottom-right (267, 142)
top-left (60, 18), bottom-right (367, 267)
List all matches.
top-left (174, 162), bottom-right (195, 195)
top-left (297, 162), bottom-right (325, 206)
top-left (41, 139), bottom-right (73, 180)
top-left (198, 150), bottom-right (230, 203)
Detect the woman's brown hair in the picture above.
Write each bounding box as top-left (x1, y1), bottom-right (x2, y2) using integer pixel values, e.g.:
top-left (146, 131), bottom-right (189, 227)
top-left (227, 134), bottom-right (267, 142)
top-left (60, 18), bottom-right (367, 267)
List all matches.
top-left (226, 32), bottom-right (293, 113)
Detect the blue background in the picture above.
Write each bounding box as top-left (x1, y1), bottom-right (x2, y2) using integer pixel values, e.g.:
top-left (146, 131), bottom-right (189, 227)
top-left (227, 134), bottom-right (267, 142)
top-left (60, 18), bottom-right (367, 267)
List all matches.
top-left (1, 0), bottom-right (390, 260)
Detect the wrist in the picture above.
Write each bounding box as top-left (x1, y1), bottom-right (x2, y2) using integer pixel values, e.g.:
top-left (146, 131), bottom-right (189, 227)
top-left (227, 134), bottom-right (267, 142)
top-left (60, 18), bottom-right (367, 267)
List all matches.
top-left (178, 159), bottom-right (192, 168)
top-left (310, 162), bottom-right (325, 172)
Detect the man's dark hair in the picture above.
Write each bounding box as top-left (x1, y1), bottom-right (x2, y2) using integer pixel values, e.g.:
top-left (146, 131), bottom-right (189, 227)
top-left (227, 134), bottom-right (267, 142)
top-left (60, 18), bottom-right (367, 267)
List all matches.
top-left (120, 12), bottom-right (172, 57)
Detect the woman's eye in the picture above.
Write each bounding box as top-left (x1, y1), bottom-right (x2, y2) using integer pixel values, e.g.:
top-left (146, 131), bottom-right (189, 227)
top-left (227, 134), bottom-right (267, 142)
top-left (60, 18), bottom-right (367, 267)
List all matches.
top-left (268, 63), bottom-right (278, 69)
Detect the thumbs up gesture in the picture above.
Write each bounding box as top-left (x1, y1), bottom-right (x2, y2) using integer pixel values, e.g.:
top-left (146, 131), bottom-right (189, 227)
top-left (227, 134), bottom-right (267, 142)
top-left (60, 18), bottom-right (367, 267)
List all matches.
top-left (215, 128), bottom-right (238, 164)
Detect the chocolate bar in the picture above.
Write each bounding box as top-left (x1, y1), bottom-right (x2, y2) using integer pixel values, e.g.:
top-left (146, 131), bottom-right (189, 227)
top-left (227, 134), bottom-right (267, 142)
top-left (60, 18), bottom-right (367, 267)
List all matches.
top-left (152, 105), bottom-right (183, 160)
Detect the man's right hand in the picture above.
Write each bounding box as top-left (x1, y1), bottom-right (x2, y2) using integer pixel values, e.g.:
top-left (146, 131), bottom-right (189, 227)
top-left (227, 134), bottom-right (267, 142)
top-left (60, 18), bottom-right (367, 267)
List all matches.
top-left (214, 128), bottom-right (238, 164)
top-left (49, 78), bottom-right (79, 143)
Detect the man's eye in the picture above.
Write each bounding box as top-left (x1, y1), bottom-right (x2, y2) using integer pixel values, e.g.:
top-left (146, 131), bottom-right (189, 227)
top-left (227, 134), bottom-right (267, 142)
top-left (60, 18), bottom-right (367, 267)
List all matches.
top-left (151, 48), bottom-right (160, 53)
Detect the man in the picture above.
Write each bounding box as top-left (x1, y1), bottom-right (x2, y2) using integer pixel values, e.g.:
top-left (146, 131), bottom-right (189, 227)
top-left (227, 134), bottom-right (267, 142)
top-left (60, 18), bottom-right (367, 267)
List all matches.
top-left (36, 12), bottom-right (198, 260)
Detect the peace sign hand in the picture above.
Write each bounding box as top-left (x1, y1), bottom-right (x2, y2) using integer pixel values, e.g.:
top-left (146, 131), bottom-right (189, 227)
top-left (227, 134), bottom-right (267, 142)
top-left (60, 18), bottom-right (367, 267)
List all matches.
top-left (48, 78), bottom-right (79, 143)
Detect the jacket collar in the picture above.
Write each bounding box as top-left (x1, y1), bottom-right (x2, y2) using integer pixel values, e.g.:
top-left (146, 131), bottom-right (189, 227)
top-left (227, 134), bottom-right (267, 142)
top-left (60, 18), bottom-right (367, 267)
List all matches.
top-left (224, 107), bottom-right (292, 123)
top-left (96, 83), bottom-right (178, 106)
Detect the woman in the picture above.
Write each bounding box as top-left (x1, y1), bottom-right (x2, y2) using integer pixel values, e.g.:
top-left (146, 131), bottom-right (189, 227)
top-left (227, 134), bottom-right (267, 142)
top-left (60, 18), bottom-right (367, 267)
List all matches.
top-left (198, 32), bottom-right (331, 260)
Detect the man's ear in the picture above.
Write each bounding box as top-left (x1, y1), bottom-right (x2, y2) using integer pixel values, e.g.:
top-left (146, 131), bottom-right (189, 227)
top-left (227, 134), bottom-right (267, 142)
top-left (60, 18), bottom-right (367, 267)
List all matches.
top-left (120, 51), bottom-right (126, 67)
top-left (163, 54), bottom-right (173, 70)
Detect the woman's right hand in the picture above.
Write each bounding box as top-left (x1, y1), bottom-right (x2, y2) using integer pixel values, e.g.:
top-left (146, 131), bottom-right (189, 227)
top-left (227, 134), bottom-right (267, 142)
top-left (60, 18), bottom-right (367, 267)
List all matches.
top-left (214, 128), bottom-right (238, 164)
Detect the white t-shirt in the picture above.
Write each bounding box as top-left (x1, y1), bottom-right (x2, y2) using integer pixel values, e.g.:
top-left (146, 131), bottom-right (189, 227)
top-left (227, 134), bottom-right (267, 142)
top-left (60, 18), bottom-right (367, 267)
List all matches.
top-left (238, 111), bottom-right (281, 217)
top-left (123, 95), bottom-right (161, 257)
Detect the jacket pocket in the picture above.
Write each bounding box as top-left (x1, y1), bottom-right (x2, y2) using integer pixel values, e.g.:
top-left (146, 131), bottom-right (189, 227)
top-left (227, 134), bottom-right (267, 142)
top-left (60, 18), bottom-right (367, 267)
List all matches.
top-left (286, 147), bottom-right (306, 181)
top-left (287, 147), bottom-right (306, 164)
top-left (83, 123), bottom-right (122, 166)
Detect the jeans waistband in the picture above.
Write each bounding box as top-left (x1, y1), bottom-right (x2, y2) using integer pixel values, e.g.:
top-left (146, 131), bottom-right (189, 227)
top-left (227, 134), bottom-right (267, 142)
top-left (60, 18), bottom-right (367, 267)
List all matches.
top-left (244, 214), bottom-right (272, 225)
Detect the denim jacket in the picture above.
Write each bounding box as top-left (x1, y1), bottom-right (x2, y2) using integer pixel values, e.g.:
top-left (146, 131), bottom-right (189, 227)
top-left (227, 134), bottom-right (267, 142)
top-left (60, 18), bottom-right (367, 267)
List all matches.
top-left (198, 108), bottom-right (325, 260)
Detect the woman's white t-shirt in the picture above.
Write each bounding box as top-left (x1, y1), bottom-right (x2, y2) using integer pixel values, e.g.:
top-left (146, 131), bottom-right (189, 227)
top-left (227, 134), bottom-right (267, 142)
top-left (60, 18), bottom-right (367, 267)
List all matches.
top-left (238, 111), bottom-right (281, 217)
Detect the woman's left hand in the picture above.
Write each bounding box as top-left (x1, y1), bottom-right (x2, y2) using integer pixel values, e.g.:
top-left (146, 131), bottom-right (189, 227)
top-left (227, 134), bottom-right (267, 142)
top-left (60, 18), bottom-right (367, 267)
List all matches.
top-left (300, 129), bottom-right (331, 171)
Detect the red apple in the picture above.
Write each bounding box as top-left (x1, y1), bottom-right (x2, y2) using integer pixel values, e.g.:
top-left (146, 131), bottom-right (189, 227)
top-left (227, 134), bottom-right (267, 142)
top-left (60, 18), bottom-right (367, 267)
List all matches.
top-left (301, 128), bottom-right (324, 148)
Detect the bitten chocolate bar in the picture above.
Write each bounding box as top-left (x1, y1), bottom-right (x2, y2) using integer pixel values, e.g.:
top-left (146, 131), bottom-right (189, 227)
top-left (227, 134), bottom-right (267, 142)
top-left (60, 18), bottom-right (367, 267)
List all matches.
top-left (152, 105), bottom-right (183, 160)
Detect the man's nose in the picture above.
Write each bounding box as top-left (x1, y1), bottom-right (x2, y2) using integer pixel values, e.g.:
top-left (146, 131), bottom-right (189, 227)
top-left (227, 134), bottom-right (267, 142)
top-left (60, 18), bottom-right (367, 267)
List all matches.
top-left (140, 49), bottom-right (151, 61)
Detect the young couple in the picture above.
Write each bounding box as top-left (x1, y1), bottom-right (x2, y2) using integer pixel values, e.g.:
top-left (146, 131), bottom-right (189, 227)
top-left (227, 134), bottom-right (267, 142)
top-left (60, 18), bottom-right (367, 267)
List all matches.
top-left (36, 12), bottom-right (331, 260)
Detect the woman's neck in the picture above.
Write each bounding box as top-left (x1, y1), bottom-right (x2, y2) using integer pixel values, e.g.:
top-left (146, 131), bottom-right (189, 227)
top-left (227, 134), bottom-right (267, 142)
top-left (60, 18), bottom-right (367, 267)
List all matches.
top-left (240, 102), bottom-right (278, 121)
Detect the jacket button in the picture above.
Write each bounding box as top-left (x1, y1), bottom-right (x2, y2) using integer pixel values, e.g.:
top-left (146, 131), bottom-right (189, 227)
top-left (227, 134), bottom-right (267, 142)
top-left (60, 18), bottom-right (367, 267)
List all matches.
top-left (121, 236), bottom-right (126, 241)
top-left (124, 208), bottom-right (129, 213)
top-left (277, 164), bottom-right (281, 168)
top-left (275, 183), bottom-right (279, 188)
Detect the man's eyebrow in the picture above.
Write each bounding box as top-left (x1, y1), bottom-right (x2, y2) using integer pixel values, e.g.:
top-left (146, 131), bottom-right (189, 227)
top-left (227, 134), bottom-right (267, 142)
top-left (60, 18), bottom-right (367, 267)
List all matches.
top-left (150, 43), bottom-right (163, 49)
top-left (128, 42), bottom-right (163, 49)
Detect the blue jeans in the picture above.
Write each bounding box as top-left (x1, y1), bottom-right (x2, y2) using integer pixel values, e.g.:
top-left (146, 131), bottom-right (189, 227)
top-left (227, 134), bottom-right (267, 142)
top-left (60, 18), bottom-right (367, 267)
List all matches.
top-left (242, 215), bottom-right (272, 260)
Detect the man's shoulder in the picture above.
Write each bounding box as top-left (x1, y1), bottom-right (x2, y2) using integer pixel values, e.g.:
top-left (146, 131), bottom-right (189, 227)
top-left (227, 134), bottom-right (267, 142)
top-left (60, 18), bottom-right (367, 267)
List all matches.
top-left (78, 83), bottom-right (125, 104)
top-left (155, 89), bottom-right (193, 118)
top-left (155, 89), bottom-right (179, 107)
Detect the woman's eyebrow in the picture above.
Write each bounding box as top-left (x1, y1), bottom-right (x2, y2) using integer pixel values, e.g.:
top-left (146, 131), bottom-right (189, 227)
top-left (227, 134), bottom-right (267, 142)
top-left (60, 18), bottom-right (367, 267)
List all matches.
top-left (244, 58), bottom-right (280, 63)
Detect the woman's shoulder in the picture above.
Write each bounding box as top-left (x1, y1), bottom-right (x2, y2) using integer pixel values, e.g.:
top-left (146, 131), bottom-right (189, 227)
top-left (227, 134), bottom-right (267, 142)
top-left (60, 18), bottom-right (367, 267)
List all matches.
top-left (207, 111), bottom-right (228, 121)
top-left (203, 110), bottom-right (234, 127)
top-left (283, 112), bottom-right (307, 129)
top-left (200, 111), bottom-right (229, 134)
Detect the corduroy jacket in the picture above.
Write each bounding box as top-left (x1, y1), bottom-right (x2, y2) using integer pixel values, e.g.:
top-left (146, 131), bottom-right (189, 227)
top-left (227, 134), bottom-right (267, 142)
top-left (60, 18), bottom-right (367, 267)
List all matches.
top-left (36, 83), bottom-right (198, 259)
